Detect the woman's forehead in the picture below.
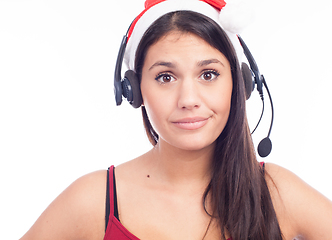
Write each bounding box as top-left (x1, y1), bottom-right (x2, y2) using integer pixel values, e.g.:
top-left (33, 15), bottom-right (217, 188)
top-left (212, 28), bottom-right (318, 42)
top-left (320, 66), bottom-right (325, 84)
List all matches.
top-left (144, 32), bottom-right (229, 67)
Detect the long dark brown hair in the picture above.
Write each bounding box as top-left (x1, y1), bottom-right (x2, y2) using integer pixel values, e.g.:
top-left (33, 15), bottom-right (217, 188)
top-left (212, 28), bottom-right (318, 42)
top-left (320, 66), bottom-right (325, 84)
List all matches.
top-left (134, 11), bottom-right (283, 240)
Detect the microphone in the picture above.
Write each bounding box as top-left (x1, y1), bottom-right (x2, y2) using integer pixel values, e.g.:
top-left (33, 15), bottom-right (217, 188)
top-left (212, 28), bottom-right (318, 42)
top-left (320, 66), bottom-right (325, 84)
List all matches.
top-left (238, 36), bottom-right (274, 158)
top-left (257, 75), bottom-right (274, 158)
top-left (258, 137), bottom-right (272, 158)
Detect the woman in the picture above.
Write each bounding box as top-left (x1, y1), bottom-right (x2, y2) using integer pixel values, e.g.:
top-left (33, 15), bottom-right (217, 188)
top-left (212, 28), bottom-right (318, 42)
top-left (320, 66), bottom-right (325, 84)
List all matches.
top-left (20, 0), bottom-right (332, 239)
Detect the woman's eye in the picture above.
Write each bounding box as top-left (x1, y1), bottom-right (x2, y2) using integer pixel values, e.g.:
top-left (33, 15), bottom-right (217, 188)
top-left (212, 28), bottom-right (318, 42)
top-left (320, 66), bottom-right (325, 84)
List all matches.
top-left (200, 70), bottom-right (220, 81)
top-left (155, 73), bottom-right (175, 83)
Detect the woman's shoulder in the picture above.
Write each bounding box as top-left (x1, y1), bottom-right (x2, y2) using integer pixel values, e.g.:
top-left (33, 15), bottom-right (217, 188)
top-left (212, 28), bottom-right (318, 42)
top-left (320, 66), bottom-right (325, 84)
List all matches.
top-left (20, 170), bottom-right (108, 240)
top-left (264, 162), bottom-right (332, 239)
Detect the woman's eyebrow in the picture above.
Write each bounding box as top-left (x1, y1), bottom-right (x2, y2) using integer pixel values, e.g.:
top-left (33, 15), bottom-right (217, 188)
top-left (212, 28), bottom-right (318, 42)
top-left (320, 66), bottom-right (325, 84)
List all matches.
top-left (149, 61), bottom-right (176, 70)
top-left (197, 59), bottom-right (224, 67)
top-left (148, 59), bottom-right (224, 71)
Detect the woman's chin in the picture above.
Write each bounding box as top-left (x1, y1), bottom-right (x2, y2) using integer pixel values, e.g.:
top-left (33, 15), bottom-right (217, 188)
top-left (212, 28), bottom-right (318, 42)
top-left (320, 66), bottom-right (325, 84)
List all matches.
top-left (161, 137), bottom-right (216, 153)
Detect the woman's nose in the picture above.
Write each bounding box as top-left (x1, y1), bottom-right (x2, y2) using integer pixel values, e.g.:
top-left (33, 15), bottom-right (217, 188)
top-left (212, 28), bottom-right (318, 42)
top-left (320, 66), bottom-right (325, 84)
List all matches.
top-left (177, 78), bottom-right (201, 110)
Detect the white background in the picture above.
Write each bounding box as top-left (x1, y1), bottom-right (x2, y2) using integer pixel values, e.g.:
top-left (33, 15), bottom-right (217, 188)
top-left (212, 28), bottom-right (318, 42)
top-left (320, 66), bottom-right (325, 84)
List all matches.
top-left (0, 0), bottom-right (331, 239)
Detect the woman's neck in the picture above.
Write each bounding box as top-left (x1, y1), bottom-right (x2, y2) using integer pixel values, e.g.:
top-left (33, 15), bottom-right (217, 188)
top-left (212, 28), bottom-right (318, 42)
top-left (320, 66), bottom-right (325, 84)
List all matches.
top-left (147, 139), bottom-right (215, 192)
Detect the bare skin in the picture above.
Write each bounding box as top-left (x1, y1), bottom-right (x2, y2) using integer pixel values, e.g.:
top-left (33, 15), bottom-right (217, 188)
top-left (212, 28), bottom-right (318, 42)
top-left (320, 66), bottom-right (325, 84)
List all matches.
top-left (20, 159), bottom-right (332, 240)
top-left (20, 32), bottom-right (332, 240)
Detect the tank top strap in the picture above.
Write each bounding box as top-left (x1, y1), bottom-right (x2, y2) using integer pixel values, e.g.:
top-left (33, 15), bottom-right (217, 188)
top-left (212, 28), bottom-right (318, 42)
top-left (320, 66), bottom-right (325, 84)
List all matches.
top-left (105, 165), bottom-right (115, 231)
top-left (260, 161), bottom-right (265, 173)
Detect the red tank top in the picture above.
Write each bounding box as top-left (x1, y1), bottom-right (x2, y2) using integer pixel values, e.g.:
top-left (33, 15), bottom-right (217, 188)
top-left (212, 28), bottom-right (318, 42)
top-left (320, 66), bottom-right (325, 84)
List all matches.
top-left (103, 164), bottom-right (265, 240)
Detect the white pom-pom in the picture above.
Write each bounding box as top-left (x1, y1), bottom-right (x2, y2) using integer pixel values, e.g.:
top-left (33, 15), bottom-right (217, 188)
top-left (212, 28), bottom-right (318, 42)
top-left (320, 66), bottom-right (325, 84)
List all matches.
top-left (219, 0), bottom-right (256, 34)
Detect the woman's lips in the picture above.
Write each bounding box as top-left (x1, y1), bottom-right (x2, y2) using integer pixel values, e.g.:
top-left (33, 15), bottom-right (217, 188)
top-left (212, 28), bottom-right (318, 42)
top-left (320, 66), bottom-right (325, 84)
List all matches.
top-left (172, 117), bottom-right (210, 130)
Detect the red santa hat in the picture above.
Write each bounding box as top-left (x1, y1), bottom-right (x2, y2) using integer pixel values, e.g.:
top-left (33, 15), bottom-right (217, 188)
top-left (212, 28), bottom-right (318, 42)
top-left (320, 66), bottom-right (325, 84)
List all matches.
top-left (124, 0), bottom-right (255, 70)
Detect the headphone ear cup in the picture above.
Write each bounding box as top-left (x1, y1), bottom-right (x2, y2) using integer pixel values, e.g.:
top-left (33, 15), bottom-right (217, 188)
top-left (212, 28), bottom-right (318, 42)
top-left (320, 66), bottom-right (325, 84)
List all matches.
top-left (122, 70), bottom-right (143, 108)
top-left (241, 62), bottom-right (254, 100)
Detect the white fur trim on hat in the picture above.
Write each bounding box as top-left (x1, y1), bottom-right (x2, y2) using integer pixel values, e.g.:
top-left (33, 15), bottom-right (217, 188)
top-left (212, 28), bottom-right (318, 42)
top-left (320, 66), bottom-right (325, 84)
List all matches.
top-left (220, 0), bottom-right (255, 34)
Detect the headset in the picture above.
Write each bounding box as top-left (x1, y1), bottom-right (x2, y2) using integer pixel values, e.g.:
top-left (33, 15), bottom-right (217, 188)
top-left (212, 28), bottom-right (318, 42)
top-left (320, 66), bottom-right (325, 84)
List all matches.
top-left (114, 26), bottom-right (274, 157)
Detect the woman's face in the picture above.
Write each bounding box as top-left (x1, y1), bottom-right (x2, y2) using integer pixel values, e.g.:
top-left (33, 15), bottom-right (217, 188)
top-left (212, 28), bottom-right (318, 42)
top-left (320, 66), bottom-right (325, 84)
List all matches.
top-left (141, 31), bottom-right (233, 151)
